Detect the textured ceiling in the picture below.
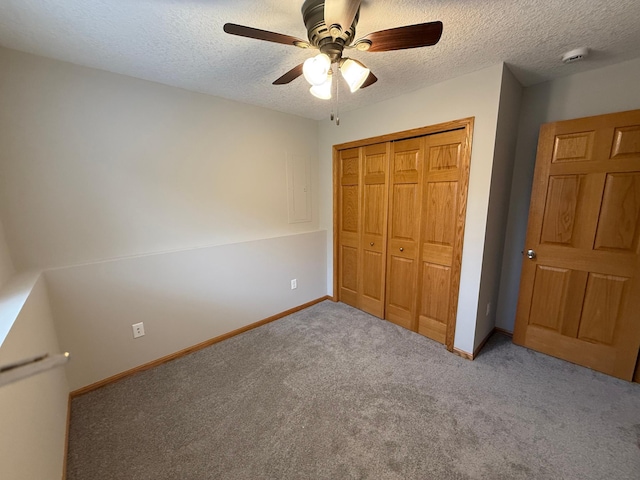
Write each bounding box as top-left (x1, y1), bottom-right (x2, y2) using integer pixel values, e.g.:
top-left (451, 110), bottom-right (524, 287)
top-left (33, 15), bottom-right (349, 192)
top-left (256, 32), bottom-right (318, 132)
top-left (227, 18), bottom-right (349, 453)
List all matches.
top-left (1, 0), bottom-right (639, 120)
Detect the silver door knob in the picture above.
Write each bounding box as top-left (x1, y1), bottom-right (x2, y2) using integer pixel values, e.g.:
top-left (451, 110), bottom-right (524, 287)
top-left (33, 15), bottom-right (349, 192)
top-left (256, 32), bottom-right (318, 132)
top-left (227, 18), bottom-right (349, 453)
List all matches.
top-left (526, 249), bottom-right (536, 259)
top-left (370, 242), bottom-right (374, 246)
top-left (399, 247), bottom-right (404, 252)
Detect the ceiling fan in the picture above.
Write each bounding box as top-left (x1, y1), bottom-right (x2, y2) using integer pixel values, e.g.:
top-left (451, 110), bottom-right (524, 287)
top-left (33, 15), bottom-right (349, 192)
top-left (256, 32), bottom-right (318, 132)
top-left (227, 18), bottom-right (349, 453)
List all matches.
top-left (223, 0), bottom-right (443, 100)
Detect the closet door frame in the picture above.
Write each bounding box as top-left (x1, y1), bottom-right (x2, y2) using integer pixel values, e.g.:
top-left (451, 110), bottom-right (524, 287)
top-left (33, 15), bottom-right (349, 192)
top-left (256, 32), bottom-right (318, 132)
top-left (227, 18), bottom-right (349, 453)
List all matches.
top-left (332, 117), bottom-right (474, 351)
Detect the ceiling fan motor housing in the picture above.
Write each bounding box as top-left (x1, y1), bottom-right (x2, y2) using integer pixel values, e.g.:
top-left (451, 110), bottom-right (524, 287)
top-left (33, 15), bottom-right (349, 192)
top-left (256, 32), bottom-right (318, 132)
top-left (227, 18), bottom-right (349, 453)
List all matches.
top-left (302, 0), bottom-right (359, 61)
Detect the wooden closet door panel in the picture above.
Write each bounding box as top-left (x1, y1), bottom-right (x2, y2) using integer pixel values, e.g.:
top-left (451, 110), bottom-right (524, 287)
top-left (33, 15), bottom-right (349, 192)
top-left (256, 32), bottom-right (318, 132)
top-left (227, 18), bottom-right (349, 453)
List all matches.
top-left (360, 143), bottom-right (390, 317)
top-left (338, 147), bottom-right (361, 308)
top-left (417, 129), bottom-right (470, 345)
top-left (385, 138), bottom-right (424, 330)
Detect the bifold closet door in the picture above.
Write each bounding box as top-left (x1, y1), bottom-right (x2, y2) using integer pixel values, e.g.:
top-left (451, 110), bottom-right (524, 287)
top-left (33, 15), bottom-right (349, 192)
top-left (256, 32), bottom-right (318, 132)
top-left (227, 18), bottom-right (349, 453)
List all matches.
top-left (416, 128), bottom-right (470, 345)
top-left (337, 144), bottom-right (390, 316)
top-left (360, 143), bottom-right (390, 317)
top-left (337, 147), bottom-right (361, 308)
top-left (384, 138), bottom-right (424, 330)
top-left (335, 118), bottom-right (474, 349)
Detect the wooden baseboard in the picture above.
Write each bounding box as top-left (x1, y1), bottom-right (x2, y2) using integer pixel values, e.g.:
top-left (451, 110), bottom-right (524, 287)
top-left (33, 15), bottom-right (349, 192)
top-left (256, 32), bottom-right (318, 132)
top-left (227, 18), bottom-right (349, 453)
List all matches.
top-left (453, 332), bottom-right (491, 361)
top-left (69, 296), bottom-right (330, 398)
top-left (472, 329), bottom-right (494, 358)
top-left (452, 347), bottom-right (474, 360)
top-left (452, 326), bottom-right (513, 361)
top-left (494, 327), bottom-right (513, 337)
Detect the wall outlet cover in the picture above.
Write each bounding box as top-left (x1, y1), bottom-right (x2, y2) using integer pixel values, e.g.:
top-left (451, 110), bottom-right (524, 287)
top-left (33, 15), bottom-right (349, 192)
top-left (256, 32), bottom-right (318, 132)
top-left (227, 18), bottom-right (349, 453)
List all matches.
top-left (132, 322), bottom-right (145, 338)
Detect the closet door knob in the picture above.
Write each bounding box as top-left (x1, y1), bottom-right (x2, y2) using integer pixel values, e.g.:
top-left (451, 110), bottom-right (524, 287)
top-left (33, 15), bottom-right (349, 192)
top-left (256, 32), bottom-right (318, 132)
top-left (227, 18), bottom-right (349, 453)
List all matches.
top-left (399, 247), bottom-right (404, 252)
top-left (370, 242), bottom-right (374, 246)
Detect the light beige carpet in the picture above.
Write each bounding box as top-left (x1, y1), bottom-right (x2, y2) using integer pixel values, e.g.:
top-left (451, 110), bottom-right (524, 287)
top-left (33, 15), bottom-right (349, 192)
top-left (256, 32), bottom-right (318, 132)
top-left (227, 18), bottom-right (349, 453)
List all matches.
top-left (67, 300), bottom-right (640, 479)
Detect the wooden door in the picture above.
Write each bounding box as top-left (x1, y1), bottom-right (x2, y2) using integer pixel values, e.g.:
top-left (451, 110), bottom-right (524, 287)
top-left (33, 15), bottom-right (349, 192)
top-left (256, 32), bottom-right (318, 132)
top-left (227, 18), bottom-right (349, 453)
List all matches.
top-left (416, 129), bottom-right (471, 345)
top-left (337, 147), bottom-right (361, 308)
top-left (513, 110), bottom-right (640, 380)
top-left (337, 144), bottom-right (390, 317)
top-left (385, 138), bottom-right (424, 330)
top-left (360, 143), bottom-right (390, 317)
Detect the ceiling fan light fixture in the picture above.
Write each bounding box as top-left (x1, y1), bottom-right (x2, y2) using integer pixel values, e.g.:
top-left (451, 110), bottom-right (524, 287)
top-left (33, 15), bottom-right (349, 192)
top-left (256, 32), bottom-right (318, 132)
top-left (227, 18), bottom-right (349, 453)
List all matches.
top-left (310, 72), bottom-right (332, 100)
top-left (340, 58), bottom-right (370, 93)
top-left (303, 53), bottom-right (331, 86)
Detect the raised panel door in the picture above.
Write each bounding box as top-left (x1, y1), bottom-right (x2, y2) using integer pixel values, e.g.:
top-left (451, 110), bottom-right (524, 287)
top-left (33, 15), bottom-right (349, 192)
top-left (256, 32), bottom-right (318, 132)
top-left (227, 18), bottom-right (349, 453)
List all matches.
top-left (360, 143), bottom-right (390, 317)
top-left (416, 129), bottom-right (470, 345)
top-left (513, 109), bottom-right (640, 380)
top-left (338, 147), bottom-right (361, 308)
top-left (385, 138), bottom-right (423, 330)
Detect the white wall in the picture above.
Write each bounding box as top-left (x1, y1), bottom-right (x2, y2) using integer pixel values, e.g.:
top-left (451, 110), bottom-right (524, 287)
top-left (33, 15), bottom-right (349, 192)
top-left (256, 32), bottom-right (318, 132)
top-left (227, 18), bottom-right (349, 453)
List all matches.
top-left (495, 57), bottom-right (640, 332)
top-left (473, 66), bottom-right (523, 349)
top-left (47, 231), bottom-right (327, 390)
top-left (0, 47), bottom-right (320, 270)
top-left (319, 64), bottom-right (506, 354)
top-left (0, 217), bottom-right (18, 345)
top-left (0, 220), bottom-right (15, 289)
top-left (0, 275), bottom-right (70, 480)
top-left (0, 47), bottom-right (327, 389)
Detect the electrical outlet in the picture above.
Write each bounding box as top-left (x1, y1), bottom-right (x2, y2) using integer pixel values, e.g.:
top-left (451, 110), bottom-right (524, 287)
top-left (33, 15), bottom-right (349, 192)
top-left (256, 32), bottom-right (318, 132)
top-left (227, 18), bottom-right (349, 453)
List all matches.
top-left (486, 303), bottom-right (491, 317)
top-left (132, 322), bottom-right (145, 338)
top-left (291, 279), bottom-right (297, 290)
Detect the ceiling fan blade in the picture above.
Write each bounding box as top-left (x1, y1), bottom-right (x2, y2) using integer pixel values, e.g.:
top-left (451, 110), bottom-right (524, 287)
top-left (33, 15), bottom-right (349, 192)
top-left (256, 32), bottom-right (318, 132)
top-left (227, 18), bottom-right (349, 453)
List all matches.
top-left (223, 23), bottom-right (308, 48)
top-left (324, 0), bottom-right (361, 31)
top-left (273, 64), bottom-right (304, 85)
top-left (359, 21), bottom-right (443, 52)
top-left (360, 71), bottom-right (377, 89)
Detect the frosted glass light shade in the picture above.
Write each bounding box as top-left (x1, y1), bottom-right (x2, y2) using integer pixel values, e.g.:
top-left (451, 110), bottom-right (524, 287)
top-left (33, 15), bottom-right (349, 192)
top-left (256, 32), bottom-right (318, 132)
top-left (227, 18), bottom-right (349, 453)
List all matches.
top-left (340, 58), bottom-right (370, 92)
top-left (303, 53), bottom-right (331, 86)
top-left (310, 73), bottom-right (332, 100)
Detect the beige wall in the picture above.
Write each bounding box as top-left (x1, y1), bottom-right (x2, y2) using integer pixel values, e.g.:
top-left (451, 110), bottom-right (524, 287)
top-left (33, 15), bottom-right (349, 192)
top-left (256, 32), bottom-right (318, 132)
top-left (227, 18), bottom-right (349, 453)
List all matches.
top-left (0, 47), bottom-right (327, 389)
top-left (0, 220), bottom-right (15, 289)
top-left (47, 231), bottom-right (327, 390)
top-left (495, 57), bottom-right (640, 332)
top-left (0, 47), bottom-right (320, 270)
top-left (0, 275), bottom-right (70, 480)
top-left (473, 66), bottom-right (523, 349)
top-left (318, 64), bottom-right (506, 354)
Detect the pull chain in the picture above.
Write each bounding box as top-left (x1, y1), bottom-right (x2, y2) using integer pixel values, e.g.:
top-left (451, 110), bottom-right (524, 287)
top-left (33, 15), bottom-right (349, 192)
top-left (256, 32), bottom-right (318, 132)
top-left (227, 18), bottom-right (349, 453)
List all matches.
top-left (330, 63), bottom-right (335, 121)
top-left (335, 64), bottom-right (340, 126)
top-left (328, 63), bottom-right (340, 126)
